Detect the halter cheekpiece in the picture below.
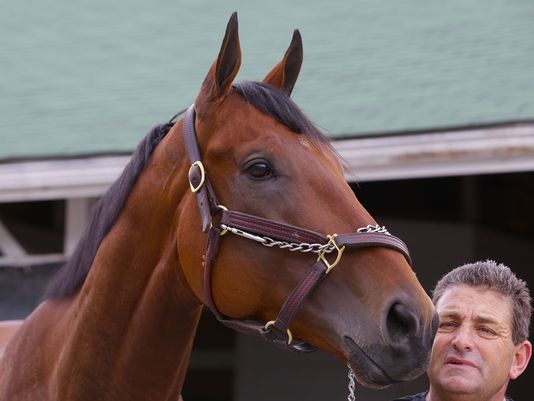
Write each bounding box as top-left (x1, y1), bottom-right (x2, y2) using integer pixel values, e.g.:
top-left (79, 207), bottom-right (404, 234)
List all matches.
top-left (183, 104), bottom-right (412, 352)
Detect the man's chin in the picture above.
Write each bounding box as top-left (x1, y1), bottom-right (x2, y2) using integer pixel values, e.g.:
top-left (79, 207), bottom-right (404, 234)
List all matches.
top-left (433, 375), bottom-right (481, 395)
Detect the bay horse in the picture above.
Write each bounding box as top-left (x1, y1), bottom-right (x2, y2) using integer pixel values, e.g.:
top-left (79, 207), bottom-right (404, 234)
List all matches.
top-left (0, 13), bottom-right (437, 401)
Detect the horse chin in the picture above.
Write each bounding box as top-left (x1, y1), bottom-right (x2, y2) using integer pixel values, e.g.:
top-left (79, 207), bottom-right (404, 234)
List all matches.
top-left (343, 337), bottom-right (396, 388)
top-left (344, 337), bottom-right (434, 389)
top-left (343, 336), bottom-right (425, 389)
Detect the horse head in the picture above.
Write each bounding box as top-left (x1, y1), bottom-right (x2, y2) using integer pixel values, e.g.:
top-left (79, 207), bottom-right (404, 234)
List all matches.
top-left (176, 13), bottom-right (438, 388)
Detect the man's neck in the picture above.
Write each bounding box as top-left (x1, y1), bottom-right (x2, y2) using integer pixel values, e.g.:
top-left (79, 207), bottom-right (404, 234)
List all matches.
top-left (426, 389), bottom-right (507, 401)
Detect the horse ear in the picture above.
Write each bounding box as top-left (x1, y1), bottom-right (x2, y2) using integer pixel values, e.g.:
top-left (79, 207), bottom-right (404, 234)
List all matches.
top-left (263, 30), bottom-right (303, 96)
top-left (196, 12), bottom-right (242, 113)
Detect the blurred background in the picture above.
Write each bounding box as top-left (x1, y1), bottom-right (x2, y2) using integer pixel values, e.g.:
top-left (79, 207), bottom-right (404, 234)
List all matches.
top-left (1, 1), bottom-right (533, 400)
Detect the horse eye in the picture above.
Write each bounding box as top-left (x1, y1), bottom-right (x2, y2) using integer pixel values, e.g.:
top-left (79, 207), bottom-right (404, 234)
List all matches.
top-left (246, 161), bottom-right (274, 179)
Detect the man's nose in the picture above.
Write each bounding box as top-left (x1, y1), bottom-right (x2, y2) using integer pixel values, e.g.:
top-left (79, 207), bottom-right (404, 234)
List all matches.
top-left (451, 325), bottom-right (474, 351)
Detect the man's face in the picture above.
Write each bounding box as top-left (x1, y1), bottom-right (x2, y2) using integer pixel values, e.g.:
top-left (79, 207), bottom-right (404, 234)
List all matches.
top-left (428, 285), bottom-right (524, 399)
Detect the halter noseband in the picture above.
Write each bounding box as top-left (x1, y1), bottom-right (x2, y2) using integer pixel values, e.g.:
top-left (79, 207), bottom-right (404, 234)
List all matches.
top-left (183, 105), bottom-right (411, 352)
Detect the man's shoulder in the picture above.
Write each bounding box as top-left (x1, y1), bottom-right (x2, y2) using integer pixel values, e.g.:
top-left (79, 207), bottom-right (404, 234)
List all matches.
top-left (390, 391), bottom-right (428, 401)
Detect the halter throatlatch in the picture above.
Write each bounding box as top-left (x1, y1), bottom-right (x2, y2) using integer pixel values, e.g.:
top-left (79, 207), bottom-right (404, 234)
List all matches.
top-left (182, 104), bottom-right (412, 352)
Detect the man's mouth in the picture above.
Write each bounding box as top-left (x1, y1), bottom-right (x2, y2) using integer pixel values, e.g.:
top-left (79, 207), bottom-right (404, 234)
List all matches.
top-left (446, 356), bottom-right (476, 368)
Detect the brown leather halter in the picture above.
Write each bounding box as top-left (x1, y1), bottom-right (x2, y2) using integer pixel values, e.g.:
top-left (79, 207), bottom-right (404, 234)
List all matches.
top-left (183, 104), bottom-right (412, 352)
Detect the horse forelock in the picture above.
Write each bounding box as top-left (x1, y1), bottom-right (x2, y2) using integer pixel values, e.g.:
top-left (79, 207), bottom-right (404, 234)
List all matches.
top-left (44, 121), bottom-right (176, 300)
top-left (232, 81), bottom-right (332, 149)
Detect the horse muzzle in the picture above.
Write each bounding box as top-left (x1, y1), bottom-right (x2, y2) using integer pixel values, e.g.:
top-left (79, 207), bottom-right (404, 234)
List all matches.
top-left (343, 307), bottom-right (438, 388)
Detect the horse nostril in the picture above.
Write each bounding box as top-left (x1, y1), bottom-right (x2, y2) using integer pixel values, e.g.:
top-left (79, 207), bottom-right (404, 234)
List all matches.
top-left (386, 302), bottom-right (420, 347)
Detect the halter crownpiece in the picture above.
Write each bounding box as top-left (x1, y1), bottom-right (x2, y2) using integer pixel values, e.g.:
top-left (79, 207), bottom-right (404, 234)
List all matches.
top-left (182, 104), bottom-right (411, 352)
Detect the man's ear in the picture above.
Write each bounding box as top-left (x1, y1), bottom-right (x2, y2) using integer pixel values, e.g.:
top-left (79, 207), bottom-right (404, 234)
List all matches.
top-left (195, 12), bottom-right (241, 117)
top-left (263, 30), bottom-right (303, 96)
top-left (509, 340), bottom-right (532, 380)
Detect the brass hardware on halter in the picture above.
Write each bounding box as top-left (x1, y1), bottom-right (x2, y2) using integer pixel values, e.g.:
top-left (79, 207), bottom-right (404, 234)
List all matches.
top-left (188, 161), bottom-right (206, 193)
top-left (264, 320), bottom-right (293, 345)
top-left (317, 234), bottom-right (346, 274)
top-left (218, 205), bottom-right (229, 235)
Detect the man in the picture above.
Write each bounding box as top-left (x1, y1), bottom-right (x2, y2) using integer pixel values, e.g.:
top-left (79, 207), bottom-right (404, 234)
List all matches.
top-left (393, 260), bottom-right (532, 401)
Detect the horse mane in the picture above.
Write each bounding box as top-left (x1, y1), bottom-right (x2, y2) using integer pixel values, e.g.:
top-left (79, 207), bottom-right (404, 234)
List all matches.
top-left (45, 82), bottom-right (331, 301)
top-left (44, 121), bottom-right (176, 300)
top-left (233, 81), bottom-right (333, 149)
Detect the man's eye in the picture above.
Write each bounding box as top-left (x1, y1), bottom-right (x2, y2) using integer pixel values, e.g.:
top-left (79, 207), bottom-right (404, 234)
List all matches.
top-left (478, 326), bottom-right (496, 336)
top-left (438, 321), bottom-right (457, 330)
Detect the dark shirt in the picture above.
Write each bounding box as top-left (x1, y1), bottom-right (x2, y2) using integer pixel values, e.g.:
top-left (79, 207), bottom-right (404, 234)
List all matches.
top-left (390, 392), bottom-right (514, 401)
top-left (390, 392), bottom-right (427, 401)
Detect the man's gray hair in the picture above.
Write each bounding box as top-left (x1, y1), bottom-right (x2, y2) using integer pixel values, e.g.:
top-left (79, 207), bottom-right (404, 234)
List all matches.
top-left (432, 260), bottom-right (531, 344)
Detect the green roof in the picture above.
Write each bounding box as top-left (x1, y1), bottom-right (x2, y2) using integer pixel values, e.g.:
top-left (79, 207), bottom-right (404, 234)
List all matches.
top-left (2, 0), bottom-right (534, 160)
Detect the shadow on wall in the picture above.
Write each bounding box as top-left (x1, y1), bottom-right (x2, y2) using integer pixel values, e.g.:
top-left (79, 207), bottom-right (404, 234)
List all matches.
top-left (0, 264), bottom-right (60, 320)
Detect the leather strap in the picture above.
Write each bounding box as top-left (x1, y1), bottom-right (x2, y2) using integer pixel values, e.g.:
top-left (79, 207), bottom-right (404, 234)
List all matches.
top-left (221, 210), bottom-right (327, 245)
top-left (337, 232), bottom-right (411, 265)
top-left (270, 261), bottom-right (327, 333)
top-left (183, 105), bottom-right (220, 232)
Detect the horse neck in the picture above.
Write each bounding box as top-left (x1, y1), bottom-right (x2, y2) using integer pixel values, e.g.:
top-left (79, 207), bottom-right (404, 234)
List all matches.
top-left (56, 121), bottom-right (203, 400)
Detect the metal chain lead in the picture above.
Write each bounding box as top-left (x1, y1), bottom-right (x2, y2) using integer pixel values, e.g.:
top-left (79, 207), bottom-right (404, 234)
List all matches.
top-left (220, 223), bottom-right (390, 255)
top-left (220, 224), bottom-right (336, 254)
top-left (356, 224), bottom-right (390, 235)
top-left (347, 364), bottom-right (356, 401)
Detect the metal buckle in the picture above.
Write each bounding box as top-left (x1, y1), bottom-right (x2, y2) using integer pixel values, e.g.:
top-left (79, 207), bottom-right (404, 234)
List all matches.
top-left (218, 205), bottom-right (229, 235)
top-left (317, 234), bottom-right (346, 274)
top-left (188, 161), bottom-right (206, 193)
top-left (264, 320), bottom-right (293, 345)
